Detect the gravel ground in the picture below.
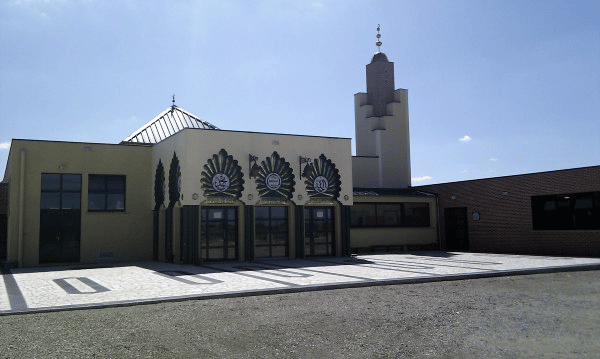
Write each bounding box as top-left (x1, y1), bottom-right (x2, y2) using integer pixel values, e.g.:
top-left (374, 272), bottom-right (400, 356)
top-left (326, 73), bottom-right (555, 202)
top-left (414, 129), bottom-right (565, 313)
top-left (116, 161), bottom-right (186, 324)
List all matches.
top-left (1, 270), bottom-right (598, 358)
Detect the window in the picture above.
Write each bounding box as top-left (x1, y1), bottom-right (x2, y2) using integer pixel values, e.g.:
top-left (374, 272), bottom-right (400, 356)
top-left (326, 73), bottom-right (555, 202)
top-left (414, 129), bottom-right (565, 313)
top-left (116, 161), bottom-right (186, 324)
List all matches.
top-left (532, 191), bottom-right (600, 230)
top-left (88, 175), bottom-right (125, 211)
top-left (41, 174), bottom-right (81, 210)
top-left (403, 203), bottom-right (430, 227)
top-left (351, 203), bottom-right (430, 228)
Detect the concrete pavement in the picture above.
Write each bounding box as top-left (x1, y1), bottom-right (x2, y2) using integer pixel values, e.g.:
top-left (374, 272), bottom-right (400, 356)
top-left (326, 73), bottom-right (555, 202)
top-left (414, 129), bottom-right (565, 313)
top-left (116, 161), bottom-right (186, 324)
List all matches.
top-left (2, 252), bottom-right (599, 315)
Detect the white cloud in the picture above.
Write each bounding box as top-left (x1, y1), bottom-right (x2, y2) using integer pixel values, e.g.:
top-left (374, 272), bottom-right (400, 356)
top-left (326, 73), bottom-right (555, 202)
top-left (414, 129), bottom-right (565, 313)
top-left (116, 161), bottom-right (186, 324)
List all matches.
top-left (489, 158), bottom-right (498, 161)
top-left (459, 135), bottom-right (471, 142)
top-left (412, 175), bottom-right (432, 182)
top-left (0, 142), bottom-right (10, 149)
top-left (311, 2), bottom-right (324, 7)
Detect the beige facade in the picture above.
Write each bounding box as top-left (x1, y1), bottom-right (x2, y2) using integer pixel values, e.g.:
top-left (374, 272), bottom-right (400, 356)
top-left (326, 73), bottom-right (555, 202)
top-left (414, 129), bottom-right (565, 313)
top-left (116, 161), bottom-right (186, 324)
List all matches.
top-left (349, 190), bottom-right (438, 251)
top-left (3, 140), bottom-right (153, 267)
top-left (151, 128), bottom-right (353, 264)
top-left (2, 127), bottom-right (355, 267)
top-left (152, 129), bottom-right (353, 208)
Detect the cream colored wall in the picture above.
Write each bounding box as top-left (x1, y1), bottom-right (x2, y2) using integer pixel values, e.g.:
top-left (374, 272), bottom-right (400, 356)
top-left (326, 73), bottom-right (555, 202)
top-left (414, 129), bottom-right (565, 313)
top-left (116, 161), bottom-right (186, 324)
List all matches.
top-left (152, 129), bottom-right (354, 208)
top-left (352, 156), bottom-right (379, 188)
top-left (354, 92), bottom-right (375, 157)
top-left (350, 196), bottom-right (438, 249)
top-left (353, 89), bottom-right (411, 189)
top-left (151, 130), bottom-right (352, 260)
top-left (5, 140), bottom-right (153, 267)
top-left (379, 90), bottom-right (411, 188)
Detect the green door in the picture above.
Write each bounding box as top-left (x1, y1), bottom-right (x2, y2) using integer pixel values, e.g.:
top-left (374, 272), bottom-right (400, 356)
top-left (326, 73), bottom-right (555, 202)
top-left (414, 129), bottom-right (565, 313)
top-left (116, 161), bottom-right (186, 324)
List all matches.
top-left (39, 174), bottom-right (81, 264)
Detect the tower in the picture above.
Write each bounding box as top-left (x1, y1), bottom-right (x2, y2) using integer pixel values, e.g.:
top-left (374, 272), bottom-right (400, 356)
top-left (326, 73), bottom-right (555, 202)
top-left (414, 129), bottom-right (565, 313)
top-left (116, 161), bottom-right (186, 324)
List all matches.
top-left (353, 25), bottom-right (411, 188)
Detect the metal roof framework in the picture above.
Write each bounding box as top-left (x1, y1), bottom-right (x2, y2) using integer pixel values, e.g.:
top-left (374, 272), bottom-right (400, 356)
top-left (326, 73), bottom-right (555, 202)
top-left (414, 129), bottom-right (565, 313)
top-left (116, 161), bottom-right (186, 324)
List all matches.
top-left (123, 105), bottom-right (218, 144)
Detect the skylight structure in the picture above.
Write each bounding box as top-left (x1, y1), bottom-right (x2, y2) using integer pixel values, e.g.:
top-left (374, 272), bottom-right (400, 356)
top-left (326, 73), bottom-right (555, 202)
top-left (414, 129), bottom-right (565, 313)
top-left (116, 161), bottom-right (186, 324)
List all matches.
top-left (123, 105), bottom-right (218, 144)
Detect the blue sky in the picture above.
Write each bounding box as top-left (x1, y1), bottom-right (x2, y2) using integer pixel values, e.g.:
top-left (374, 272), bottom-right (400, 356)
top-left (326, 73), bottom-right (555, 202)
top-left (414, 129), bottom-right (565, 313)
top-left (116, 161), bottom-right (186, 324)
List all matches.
top-left (1, 0), bottom-right (598, 185)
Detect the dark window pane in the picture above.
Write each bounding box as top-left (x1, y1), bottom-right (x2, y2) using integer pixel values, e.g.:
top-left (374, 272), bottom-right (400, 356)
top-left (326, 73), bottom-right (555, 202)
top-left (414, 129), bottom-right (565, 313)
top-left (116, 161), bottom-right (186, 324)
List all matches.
top-left (62, 193), bottom-right (81, 210)
top-left (557, 198), bottom-right (571, 209)
top-left (41, 192), bottom-right (60, 209)
top-left (107, 177), bottom-right (125, 192)
top-left (574, 198), bottom-right (593, 209)
top-left (543, 200), bottom-right (556, 211)
top-left (41, 174), bottom-right (61, 191)
top-left (403, 203), bottom-right (430, 227)
top-left (107, 194), bottom-right (125, 210)
top-left (62, 174), bottom-right (81, 191)
top-left (350, 204), bottom-right (376, 226)
top-left (271, 207), bottom-right (286, 219)
top-left (88, 176), bottom-right (106, 192)
top-left (88, 193), bottom-right (106, 211)
top-left (255, 207), bottom-right (269, 219)
top-left (377, 204), bottom-right (401, 226)
top-left (227, 208), bottom-right (236, 221)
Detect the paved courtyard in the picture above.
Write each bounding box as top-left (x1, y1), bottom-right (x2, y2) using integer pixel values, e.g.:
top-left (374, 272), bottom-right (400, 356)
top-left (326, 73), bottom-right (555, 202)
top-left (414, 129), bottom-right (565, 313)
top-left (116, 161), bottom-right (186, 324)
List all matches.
top-left (2, 252), bottom-right (600, 315)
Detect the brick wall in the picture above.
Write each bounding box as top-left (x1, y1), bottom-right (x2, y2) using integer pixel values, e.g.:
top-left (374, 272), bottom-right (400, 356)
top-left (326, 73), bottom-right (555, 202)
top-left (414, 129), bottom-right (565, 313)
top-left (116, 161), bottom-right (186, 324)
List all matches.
top-left (417, 166), bottom-right (600, 257)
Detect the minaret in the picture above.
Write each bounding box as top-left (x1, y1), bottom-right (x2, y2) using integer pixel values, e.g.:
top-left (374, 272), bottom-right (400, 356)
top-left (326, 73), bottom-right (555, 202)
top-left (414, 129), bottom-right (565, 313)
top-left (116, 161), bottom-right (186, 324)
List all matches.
top-left (353, 25), bottom-right (411, 188)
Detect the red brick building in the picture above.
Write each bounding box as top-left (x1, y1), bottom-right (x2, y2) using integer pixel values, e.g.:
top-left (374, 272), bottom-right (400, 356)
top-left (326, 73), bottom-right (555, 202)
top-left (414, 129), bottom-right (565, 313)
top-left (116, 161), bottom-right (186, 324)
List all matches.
top-left (417, 166), bottom-right (600, 257)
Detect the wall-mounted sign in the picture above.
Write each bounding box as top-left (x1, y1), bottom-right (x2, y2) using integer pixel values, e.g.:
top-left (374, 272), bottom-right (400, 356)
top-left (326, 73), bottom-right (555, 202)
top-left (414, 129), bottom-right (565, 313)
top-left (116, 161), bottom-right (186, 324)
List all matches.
top-left (304, 154), bottom-right (341, 200)
top-left (201, 149), bottom-right (244, 198)
top-left (255, 151), bottom-right (295, 199)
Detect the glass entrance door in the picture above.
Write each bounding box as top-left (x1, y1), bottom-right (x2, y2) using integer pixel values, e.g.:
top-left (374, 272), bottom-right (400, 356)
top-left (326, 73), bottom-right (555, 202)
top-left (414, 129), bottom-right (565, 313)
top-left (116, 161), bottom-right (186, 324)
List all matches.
top-left (304, 207), bottom-right (334, 256)
top-left (39, 174), bottom-right (81, 264)
top-left (255, 206), bottom-right (289, 258)
top-left (201, 207), bottom-right (238, 261)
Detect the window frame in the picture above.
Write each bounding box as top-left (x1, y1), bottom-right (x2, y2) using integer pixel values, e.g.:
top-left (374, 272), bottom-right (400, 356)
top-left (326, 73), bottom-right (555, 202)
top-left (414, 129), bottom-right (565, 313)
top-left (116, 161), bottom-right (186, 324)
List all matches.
top-left (531, 191), bottom-right (600, 230)
top-left (87, 175), bottom-right (126, 212)
top-left (40, 173), bottom-right (82, 210)
top-left (350, 202), bottom-right (430, 228)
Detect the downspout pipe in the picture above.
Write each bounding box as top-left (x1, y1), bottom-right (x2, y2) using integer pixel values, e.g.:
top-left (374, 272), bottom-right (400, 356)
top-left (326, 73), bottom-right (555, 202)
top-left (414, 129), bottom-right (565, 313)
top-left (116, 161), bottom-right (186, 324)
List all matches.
top-left (18, 149), bottom-right (26, 267)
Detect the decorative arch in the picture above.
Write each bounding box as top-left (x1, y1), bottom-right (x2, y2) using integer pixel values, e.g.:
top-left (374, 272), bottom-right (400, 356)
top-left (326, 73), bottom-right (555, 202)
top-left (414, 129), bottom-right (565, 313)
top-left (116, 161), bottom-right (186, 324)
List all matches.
top-left (255, 151), bottom-right (295, 199)
top-left (304, 154), bottom-right (341, 200)
top-left (200, 149), bottom-right (244, 198)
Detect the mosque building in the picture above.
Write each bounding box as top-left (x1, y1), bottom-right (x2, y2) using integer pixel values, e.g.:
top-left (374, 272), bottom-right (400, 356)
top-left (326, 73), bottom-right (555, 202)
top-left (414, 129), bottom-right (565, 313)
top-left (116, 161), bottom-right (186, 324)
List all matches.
top-left (1, 27), bottom-right (598, 267)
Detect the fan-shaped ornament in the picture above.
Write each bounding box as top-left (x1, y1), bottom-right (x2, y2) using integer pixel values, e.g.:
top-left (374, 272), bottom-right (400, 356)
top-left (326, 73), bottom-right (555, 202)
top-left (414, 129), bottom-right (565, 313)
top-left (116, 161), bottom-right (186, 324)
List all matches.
top-left (201, 149), bottom-right (245, 198)
top-left (304, 154), bottom-right (341, 200)
top-left (256, 151), bottom-right (295, 199)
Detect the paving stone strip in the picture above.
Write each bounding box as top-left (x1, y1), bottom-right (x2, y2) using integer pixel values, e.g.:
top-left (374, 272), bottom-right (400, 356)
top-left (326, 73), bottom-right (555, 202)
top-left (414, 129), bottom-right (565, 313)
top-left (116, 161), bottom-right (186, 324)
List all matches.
top-left (1, 252), bottom-right (599, 315)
